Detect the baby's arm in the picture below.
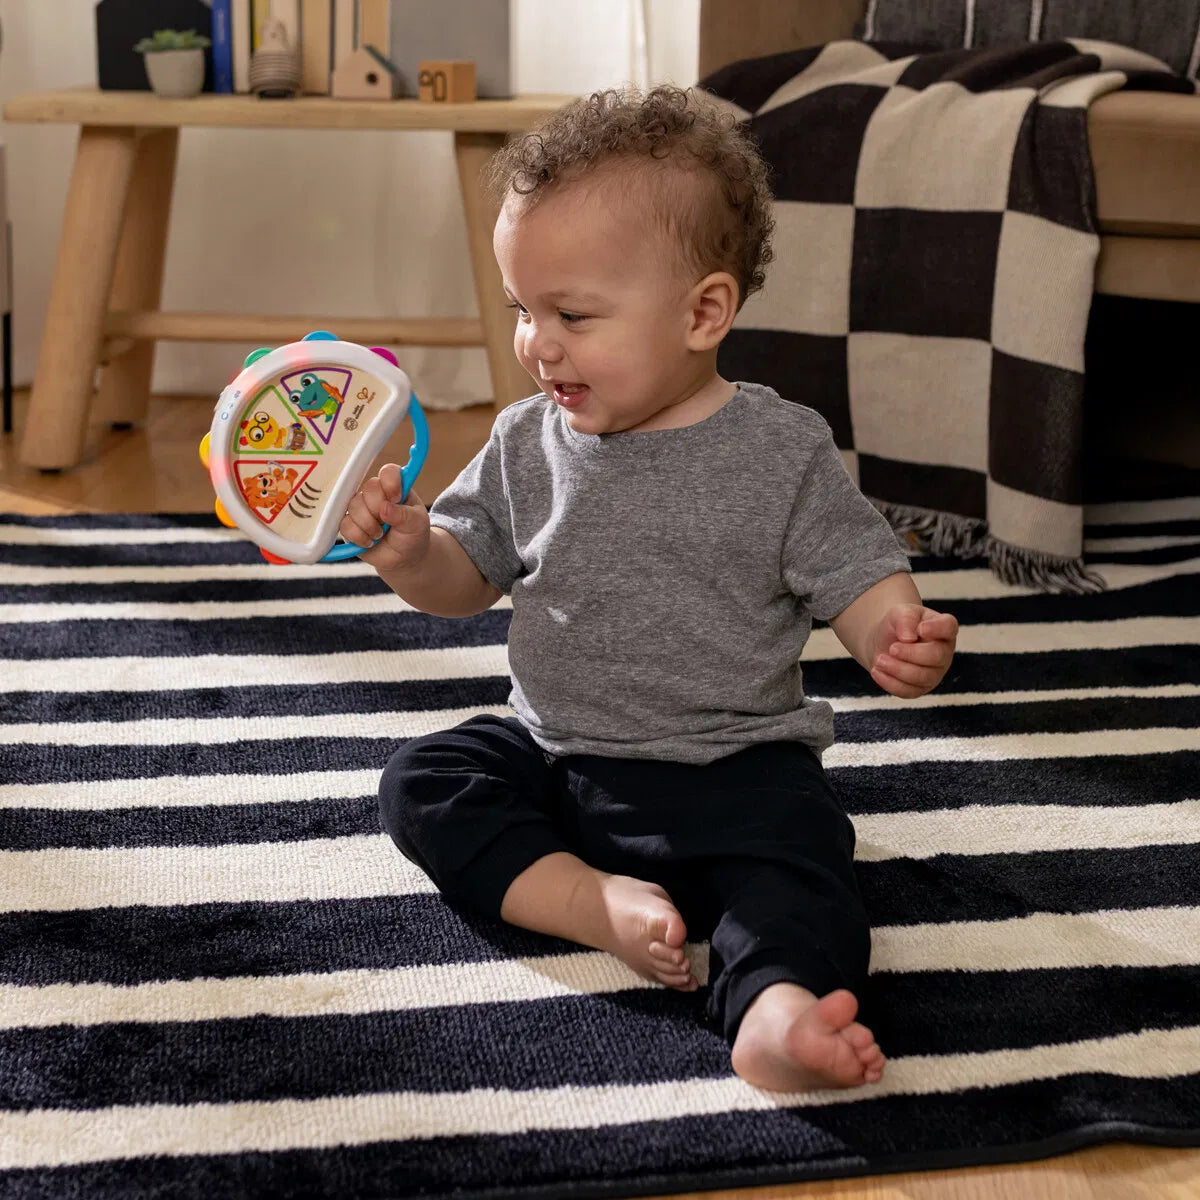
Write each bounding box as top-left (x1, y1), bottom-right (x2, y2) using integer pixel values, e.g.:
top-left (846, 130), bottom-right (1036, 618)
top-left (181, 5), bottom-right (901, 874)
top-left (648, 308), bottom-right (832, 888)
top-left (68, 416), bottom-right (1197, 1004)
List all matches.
top-left (827, 573), bottom-right (958, 699)
top-left (341, 462), bottom-right (502, 618)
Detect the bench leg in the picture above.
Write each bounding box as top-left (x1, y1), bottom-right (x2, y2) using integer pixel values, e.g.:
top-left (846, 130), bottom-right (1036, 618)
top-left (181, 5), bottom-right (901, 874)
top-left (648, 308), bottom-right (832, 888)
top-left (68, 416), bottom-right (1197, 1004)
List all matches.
top-left (93, 128), bottom-right (179, 428)
top-left (19, 125), bottom-right (141, 470)
top-left (454, 131), bottom-right (533, 413)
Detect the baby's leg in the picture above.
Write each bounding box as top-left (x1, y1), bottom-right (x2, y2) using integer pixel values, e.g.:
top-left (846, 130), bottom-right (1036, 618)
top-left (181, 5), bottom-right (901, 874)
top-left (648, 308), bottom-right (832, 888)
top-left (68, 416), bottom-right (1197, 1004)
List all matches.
top-left (379, 716), bottom-right (694, 988)
top-left (378, 715), bottom-right (568, 919)
top-left (500, 852), bottom-right (697, 990)
top-left (692, 744), bottom-right (882, 1092)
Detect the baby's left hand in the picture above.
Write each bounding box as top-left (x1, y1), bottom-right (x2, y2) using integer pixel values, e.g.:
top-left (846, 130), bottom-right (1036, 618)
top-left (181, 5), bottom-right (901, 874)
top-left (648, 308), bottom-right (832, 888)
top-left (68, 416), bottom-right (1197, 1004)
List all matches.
top-left (869, 604), bottom-right (958, 699)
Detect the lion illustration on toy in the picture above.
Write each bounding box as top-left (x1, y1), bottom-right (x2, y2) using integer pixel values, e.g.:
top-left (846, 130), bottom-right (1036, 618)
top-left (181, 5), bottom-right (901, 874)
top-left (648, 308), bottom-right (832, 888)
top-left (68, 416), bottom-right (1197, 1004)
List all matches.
top-left (241, 462), bottom-right (299, 522)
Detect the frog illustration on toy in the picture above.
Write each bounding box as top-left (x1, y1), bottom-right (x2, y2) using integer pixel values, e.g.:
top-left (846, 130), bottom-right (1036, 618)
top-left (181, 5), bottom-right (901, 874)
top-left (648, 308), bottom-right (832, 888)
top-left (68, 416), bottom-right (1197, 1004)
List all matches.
top-left (290, 373), bottom-right (345, 424)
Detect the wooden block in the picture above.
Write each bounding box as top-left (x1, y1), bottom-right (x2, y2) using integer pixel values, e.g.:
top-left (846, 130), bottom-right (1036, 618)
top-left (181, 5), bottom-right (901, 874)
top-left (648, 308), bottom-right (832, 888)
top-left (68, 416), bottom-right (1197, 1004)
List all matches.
top-left (418, 60), bottom-right (476, 103)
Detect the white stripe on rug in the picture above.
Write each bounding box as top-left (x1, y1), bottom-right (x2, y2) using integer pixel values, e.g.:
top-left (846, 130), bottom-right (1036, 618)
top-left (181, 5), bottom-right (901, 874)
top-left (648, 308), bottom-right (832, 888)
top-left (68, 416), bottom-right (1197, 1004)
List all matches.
top-left (0, 595), bottom-right (516, 622)
top-left (911, 557), bottom-right (1200, 600)
top-left (3, 906), bottom-right (1195, 1031)
top-left (3, 803), bottom-right (1194, 913)
top-left (0, 596), bottom-right (451, 623)
top-left (3, 617), bottom-right (1196, 693)
top-left (0, 836), bottom-right (438, 913)
top-left (5, 700), bottom-right (1195, 750)
top-left (804, 617), bottom-right (1200, 659)
top-left (3, 558), bottom-right (1197, 604)
top-left (873, 906), bottom-right (1200, 973)
top-left (1, 563), bottom-right (378, 585)
top-left (853, 800), bottom-right (1200, 861)
top-left (825, 682), bottom-right (1200, 710)
top-left (2, 723), bottom-right (1195, 766)
top-left (2, 1024), bottom-right (1197, 1170)
top-left (823, 725), bottom-right (1200, 766)
top-left (0, 706), bottom-right (515, 746)
top-left (0, 525), bottom-right (246, 546)
top-left (0, 949), bottom-right (681, 1029)
top-left (0, 769), bottom-right (383, 811)
top-left (0, 646), bottom-right (512, 693)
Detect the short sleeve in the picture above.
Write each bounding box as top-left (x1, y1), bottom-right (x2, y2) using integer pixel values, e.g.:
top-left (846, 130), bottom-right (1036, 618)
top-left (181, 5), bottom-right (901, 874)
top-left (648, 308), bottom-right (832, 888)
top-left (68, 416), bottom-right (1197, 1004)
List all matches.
top-left (782, 431), bottom-right (912, 620)
top-left (428, 427), bottom-right (524, 594)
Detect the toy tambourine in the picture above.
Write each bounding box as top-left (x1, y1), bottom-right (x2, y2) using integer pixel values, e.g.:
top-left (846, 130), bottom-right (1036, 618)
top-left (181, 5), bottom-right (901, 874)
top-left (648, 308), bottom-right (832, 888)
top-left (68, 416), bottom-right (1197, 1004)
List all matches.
top-left (199, 330), bottom-right (428, 565)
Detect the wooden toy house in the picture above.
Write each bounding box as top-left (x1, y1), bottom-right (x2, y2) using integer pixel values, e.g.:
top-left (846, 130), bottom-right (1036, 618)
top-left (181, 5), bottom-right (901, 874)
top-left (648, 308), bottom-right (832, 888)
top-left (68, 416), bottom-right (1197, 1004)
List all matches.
top-left (330, 45), bottom-right (401, 100)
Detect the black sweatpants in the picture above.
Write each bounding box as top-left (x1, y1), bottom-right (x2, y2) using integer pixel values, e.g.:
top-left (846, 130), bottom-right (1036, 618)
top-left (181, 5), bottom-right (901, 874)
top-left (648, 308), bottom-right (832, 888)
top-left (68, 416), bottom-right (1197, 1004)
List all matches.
top-left (378, 715), bottom-right (870, 1043)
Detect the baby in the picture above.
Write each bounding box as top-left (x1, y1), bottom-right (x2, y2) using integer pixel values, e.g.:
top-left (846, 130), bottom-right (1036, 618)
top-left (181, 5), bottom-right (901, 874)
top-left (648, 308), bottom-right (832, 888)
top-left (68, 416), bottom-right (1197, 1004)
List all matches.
top-left (343, 85), bottom-right (958, 1093)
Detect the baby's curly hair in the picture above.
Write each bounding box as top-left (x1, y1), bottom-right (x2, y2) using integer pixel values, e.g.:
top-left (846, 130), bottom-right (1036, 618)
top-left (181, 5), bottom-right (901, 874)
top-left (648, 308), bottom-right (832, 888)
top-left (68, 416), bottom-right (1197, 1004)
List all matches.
top-left (486, 85), bottom-right (774, 307)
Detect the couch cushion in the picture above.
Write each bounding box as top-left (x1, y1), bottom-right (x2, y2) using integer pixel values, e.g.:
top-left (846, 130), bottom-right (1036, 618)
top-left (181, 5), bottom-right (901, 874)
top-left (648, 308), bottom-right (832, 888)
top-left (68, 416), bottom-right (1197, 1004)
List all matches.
top-left (1088, 92), bottom-right (1200, 235)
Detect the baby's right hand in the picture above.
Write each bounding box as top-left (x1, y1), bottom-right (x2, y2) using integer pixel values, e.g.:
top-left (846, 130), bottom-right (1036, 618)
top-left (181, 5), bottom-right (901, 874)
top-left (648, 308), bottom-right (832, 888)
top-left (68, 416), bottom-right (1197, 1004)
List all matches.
top-left (340, 462), bottom-right (430, 573)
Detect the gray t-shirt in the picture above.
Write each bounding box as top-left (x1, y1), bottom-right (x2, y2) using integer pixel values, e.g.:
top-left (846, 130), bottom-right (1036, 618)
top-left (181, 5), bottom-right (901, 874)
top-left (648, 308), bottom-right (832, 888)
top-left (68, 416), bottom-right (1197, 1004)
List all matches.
top-left (429, 382), bottom-right (911, 764)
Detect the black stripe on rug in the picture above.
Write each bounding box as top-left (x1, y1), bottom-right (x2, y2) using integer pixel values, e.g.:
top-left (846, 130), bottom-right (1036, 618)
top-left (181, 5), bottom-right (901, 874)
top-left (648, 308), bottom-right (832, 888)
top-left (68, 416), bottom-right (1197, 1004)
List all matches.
top-left (0, 678), bottom-right (512, 725)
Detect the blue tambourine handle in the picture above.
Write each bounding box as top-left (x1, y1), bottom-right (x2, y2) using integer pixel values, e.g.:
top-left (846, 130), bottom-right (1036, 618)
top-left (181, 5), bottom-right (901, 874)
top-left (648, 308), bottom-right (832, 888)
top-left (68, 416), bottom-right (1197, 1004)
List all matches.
top-left (320, 392), bottom-right (430, 563)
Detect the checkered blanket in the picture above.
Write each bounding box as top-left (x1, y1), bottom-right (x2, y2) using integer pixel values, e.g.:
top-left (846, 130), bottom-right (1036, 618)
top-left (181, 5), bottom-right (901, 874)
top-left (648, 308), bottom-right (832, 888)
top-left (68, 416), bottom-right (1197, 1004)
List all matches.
top-left (704, 39), bottom-right (1196, 592)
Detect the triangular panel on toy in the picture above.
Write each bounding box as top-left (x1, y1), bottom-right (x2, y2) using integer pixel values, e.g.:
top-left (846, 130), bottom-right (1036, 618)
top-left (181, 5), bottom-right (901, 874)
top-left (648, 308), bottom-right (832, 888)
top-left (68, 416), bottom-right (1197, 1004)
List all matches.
top-left (281, 369), bottom-right (352, 445)
top-left (235, 387), bottom-right (323, 457)
top-left (234, 458), bottom-right (320, 527)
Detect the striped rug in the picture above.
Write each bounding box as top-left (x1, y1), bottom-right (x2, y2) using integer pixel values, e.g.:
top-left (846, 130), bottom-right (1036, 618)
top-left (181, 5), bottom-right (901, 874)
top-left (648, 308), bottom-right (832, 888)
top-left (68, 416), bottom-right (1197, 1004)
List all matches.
top-left (1, 502), bottom-right (1198, 1198)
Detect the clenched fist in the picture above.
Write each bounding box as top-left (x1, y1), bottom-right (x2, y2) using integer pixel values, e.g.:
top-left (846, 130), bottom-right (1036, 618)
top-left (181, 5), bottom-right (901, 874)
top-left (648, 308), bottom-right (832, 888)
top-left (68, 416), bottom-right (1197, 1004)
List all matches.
top-left (867, 603), bottom-right (958, 699)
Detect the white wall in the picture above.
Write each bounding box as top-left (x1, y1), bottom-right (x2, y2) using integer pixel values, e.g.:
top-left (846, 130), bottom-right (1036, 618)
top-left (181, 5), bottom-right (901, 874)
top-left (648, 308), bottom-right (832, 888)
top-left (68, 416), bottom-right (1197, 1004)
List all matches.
top-left (0, 0), bottom-right (698, 408)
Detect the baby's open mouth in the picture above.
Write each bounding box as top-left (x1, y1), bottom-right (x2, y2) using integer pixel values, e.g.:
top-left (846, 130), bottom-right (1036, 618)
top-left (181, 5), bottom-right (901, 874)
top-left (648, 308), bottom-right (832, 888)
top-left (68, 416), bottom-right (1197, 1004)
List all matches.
top-left (549, 381), bottom-right (589, 408)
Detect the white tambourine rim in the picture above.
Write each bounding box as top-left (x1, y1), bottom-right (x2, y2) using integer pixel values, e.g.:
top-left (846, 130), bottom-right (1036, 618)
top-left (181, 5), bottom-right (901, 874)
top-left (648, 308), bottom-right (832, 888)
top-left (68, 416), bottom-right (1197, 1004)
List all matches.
top-left (209, 340), bottom-right (413, 564)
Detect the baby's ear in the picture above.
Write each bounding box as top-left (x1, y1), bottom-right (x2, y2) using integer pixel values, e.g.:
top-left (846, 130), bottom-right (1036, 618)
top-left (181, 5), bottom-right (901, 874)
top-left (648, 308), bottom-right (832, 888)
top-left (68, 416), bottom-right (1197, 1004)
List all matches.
top-left (686, 271), bottom-right (739, 350)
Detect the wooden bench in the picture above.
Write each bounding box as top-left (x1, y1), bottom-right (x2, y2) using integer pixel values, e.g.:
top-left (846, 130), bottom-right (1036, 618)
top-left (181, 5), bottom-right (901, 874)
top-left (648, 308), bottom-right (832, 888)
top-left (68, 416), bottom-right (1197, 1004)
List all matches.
top-left (4, 87), bottom-right (570, 471)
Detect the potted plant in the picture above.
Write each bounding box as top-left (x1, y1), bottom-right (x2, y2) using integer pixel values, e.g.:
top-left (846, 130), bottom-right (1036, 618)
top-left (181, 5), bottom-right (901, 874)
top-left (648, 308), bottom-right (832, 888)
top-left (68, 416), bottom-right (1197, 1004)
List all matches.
top-left (134, 29), bottom-right (211, 98)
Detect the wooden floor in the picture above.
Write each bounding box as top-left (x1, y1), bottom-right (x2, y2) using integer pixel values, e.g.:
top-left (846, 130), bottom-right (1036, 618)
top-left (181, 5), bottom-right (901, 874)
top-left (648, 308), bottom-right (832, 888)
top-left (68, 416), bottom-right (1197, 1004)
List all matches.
top-left (2, 389), bottom-right (1198, 1200)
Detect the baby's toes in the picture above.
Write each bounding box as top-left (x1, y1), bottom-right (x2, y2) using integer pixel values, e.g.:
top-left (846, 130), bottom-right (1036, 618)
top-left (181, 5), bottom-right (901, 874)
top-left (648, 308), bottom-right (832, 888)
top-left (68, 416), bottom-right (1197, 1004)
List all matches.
top-left (862, 1044), bottom-right (886, 1073)
top-left (655, 966), bottom-right (698, 991)
top-left (842, 1022), bottom-right (876, 1052)
top-left (648, 940), bottom-right (687, 968)
top-left (855, 1037), bottom-right (886, 1080)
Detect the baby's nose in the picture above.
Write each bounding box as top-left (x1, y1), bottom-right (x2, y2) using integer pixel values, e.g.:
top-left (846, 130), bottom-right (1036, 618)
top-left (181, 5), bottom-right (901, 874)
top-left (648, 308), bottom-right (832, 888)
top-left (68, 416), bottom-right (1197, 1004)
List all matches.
top-left (529, 328), bottom-right (563, 363)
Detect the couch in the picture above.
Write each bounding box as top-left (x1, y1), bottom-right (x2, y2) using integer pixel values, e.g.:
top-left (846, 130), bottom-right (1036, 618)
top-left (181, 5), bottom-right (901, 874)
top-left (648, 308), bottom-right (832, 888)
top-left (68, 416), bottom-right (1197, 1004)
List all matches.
top-left (699, 0), bottom-right (1200, 306)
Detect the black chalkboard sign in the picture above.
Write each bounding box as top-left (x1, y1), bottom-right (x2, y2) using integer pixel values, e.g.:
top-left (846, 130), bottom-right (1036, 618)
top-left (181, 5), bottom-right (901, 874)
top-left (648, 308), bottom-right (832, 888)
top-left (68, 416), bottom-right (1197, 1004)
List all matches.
top-left (95, 0), bottom-right (215, 91)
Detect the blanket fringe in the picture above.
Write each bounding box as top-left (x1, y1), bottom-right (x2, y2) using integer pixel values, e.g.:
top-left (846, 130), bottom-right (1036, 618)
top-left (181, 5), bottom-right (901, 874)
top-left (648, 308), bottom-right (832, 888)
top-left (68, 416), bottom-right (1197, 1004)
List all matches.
top-left (874, 501), bottom-right (1107, 595)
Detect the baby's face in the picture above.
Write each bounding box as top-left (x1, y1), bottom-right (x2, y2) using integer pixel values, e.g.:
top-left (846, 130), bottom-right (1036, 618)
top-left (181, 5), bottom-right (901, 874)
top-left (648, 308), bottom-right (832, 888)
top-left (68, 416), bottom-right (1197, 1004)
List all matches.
top-left (493, 178), bottom-right (706, 435)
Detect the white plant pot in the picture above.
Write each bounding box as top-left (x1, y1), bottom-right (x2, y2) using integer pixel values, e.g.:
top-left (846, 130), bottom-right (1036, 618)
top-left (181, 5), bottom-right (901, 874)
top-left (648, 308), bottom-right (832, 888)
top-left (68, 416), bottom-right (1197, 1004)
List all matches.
top-left (143, 48), bottom-right (206, 98)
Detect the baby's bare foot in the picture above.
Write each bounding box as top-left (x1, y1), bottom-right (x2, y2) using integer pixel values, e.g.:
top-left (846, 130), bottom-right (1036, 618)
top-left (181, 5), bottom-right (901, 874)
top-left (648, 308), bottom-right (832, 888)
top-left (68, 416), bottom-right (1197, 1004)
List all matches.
top-left (499, 853), bottom-right (696, 991)
top-left (731, 984), bottom-right (885, 1092)
top-left (595, 875), bottom-right (697, 990)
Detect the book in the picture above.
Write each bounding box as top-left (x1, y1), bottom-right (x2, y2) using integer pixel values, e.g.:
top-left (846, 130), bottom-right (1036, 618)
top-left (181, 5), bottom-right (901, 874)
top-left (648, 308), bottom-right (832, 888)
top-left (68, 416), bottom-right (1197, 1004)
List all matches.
top-left (251, 0), bottom-right (270, 47)
top-left (358, 0), bottom-right (388, 53)
top-left (211, 0), bottom-right (234, 92)
top-left (332, 0), bottom-right (358, 72)
top-left (232, 0), bottom-right (252, 91)
top-left (300, 0), bottom-right (333, 93)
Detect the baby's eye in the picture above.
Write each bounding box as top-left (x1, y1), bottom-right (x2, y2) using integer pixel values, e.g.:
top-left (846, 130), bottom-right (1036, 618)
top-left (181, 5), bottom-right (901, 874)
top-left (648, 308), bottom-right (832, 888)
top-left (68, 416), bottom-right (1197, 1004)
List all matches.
top-left (505, 301), bottom-right (529, 318)
top-left (558, 311), bottom-right (587, 324)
